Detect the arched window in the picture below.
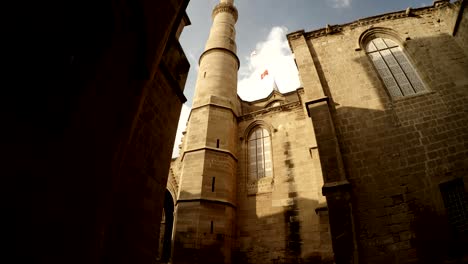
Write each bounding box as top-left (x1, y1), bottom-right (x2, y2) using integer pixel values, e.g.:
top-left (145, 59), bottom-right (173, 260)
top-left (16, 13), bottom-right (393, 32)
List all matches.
top-left (247, 127), bottom-right (273, 180)
top-left (366, 37), bottom-right (426, 98)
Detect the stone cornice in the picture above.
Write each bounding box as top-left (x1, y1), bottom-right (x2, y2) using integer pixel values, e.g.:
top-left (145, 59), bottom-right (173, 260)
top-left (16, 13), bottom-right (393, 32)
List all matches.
top-left (287, 30), bottom-right (305, 41)
top-left (240, 87), bottom-right (304, 105)
top-left (322, 180), bottom-right (351, 196)
top-left (305, 97), bottom-right (329, 117)
top-left (238, 101), bottom-right (301, 122)
top-left (212, 3), bottom-right (238, 22)
top-left (294, 2), bottom-right (453, 40)
top-left (191, 102), bottom-right (239, 118)
top-left (181, 146), bottom-right (238, 162)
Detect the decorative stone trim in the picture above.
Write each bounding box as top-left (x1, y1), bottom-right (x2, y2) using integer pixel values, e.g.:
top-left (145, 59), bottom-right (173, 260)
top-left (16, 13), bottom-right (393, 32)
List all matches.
top-left (181, 146), bottom-right (238, 162)
top-left (303, 3), bottom-right (453, 40)
top-left (191, 101), bottom-right (239, 118)
top-left (241, 120), bottom-right (274, 142)
top-left (212, 3), bottom-right (238, 22)
top-left (287, 30), bottom-right (305, 41)
top-left (305, 11), bottom-right (410, 39)
top-left (169, 168), bottom-right (179, 190)
top-left (238, 101), bottom-right (301, 122)
top-left (357, 27), bottom-right (406, 51)
top-left (433, 0), bottom-right (450, 8)
top-left (240, 88), bottom-right (301, 105)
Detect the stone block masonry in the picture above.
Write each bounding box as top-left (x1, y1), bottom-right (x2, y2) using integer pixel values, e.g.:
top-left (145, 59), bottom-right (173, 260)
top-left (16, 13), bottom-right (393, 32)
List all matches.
top-left (288, 1), bottom-right (468, 263)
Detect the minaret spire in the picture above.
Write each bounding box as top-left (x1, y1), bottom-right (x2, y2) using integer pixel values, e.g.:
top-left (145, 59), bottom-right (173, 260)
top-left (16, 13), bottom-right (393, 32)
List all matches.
top-left (171, 0), bottom-right (239, 263)
top-left (192, 0), bottom-right (239, 111)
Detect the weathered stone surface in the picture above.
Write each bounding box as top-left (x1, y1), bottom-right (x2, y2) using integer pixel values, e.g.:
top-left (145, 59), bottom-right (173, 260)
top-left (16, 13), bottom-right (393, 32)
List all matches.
top-left (171, 1), bottom-right (239, 263)
top-left (288, 1), bottom-right (468, 263)
top-left (167, 1), bottom-right (468, 264)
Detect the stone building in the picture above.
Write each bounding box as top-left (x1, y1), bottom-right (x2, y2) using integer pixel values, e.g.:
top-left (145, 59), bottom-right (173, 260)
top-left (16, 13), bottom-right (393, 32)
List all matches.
top-left (4, 0), bottom-right (191, 263)
top-left (163, 0), bottom-right (468, 263)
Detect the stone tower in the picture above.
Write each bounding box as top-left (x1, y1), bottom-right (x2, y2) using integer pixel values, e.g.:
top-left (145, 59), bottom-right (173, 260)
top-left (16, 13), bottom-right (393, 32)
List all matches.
top-left (172, 0), bottom-right (239, 263)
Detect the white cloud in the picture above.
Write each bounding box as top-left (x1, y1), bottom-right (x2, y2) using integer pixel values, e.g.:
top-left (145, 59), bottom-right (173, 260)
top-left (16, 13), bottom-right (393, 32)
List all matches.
top-left (238, 26), bottom-right (301, 101)
top-left (172, 104), bottom-right (191, 158)
top-left (328, 0), bottom-right (351, 8)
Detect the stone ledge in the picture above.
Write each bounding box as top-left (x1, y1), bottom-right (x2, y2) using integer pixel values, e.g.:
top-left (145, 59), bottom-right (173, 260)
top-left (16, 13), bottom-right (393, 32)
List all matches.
top-left (238, 101), bottom-right (301, 121)
top-left (181, 146), bottom-right (238, 162)
top-left (199, 47), bottom-right (240, 70)
top-left (315, 206), bottom-right (329, 214)
top-left (292, 1), bottom-right (455, 40)
top-left (322, 180), bottom-right (352, 195)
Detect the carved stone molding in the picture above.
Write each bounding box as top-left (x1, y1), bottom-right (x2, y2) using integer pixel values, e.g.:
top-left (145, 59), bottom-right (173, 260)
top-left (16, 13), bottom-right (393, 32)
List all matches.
top-left (304, 4), bottom-right (451, 40)
top-left (238, 101), bottom-right (301, 122)
top-left (433, 0), bottom-right (450, 8)
top-left (287, 30), bottom-right (305, 41)
top-left (212, 3), bottom-right (238, 22)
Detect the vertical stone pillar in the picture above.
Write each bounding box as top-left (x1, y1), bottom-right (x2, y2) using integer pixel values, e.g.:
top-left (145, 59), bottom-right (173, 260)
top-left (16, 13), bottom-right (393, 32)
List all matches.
top-left (288, 31), bottom-right (357, 264)
top-left (172, 1), bottom-right (239, 263)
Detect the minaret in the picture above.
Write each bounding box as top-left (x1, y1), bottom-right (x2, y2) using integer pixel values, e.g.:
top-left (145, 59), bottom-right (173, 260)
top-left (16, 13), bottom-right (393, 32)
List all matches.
top-left (172, 1), bottom-right (239, 263)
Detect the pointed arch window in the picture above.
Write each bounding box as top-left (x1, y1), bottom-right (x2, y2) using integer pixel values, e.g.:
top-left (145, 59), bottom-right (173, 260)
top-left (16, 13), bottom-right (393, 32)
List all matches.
top-left (366, 37), bottom-right (426, 98)
top-left (247, 127), bottom-right (273, 180)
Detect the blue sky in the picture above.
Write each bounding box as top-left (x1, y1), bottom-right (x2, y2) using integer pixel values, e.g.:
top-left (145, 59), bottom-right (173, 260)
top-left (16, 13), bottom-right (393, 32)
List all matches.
top-left (173, 0), bottom-right (434, 156)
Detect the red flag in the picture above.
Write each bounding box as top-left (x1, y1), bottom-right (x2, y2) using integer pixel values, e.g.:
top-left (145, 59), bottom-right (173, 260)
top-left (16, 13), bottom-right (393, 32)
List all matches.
top-left (261, 70), bottom-right (269, 80)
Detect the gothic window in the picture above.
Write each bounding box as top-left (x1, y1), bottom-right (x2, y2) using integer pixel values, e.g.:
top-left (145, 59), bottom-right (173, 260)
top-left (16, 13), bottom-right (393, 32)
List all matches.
top-left (366, 37), bottom-right (426, 98)
top-left (247, 127), bottom-right (273, 180)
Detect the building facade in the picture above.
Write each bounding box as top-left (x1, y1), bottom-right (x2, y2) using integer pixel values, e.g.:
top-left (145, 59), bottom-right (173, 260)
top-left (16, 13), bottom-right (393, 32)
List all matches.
top-left (288, 0), bottom-right (468, 262)
top-left (164, 0), bottom-right (468, 263)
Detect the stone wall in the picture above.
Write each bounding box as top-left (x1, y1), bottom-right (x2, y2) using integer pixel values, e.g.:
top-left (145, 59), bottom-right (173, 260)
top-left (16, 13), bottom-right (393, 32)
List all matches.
top-left (235, 92), bottom-right (333, 263)
top-left (289, 2), bottom-right (468, 263)
top-left (3, 0), bottom-right (190, 263)
top-left (115, 60), bottom-right (186, 262)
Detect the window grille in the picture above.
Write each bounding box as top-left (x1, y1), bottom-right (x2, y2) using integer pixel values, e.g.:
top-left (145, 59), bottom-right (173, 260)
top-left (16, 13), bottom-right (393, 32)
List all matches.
top-left (366, 38), bottom-right (426, 98)
top-left (440, 179), bottom-right (468, 234)
top-left (247, 127), bottom-right (273, 180)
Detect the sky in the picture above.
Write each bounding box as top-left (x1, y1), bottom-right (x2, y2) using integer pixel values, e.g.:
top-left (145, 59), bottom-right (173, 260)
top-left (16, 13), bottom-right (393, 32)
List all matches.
top-left (172, 0), bottom-right (434, 157)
